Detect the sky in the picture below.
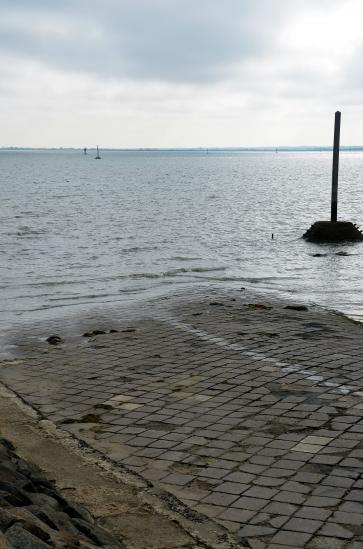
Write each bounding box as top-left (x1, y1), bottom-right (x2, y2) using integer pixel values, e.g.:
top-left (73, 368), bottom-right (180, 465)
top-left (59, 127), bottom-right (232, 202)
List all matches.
top-left (1, 0), bottom-right (363, 148)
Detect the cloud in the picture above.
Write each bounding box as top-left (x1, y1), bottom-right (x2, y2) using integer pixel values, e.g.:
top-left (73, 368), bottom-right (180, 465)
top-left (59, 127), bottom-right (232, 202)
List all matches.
top-left (0, 0), bottom-right (294, 83)
top-left (1, 0), bottom-right (363, 146)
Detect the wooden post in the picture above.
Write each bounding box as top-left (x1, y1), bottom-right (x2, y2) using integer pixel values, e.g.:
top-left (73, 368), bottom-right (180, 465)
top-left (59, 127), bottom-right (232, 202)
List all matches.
top-left (331, 111), bottom-right (341, 222)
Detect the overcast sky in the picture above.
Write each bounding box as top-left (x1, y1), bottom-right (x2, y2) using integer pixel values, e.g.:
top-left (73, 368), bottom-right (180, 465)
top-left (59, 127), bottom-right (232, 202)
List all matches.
top-left (1, 0), bottom-right (363, 147)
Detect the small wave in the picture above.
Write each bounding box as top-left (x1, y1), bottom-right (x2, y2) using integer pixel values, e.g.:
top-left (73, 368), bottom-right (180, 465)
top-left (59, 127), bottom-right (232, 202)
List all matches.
top-left (164, 266), bottom-right (226, 277)
top-left (191, 267), bottom-right (226, 273)
top-left (121, 246), bottom-right (159, 253)
top-left (164, 268), bottom-right (188, 276)
top-left (169, 256), bottom-right (203, 261)
top-left (15, 226), bottom-right (48, 237)
top-left (241, 276), bottom-right (297, 283)
top-left (22, 280), bottom-right (85, 287)
top-left (129, 273), bottom-right (161, 279)
top-left (48, 292), bottom-right (122, 302)
top-left (204, 276), bottom-right (247, 282)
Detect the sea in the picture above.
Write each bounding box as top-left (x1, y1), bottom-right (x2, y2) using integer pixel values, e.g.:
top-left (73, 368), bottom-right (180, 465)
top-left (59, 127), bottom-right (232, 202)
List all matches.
top-left (1, 149), bottom-right (363, 334)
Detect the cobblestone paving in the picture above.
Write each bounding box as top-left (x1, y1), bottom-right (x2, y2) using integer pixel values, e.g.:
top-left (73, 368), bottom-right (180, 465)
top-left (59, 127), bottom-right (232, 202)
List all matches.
top-left (1, 289), bottom-right (363, 548)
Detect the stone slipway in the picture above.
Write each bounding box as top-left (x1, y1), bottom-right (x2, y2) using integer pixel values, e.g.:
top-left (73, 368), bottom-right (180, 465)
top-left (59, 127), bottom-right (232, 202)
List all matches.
top-left (0, 385), bottom-right (228, 549)
top-left (1, 287), bottom-right (363, 548)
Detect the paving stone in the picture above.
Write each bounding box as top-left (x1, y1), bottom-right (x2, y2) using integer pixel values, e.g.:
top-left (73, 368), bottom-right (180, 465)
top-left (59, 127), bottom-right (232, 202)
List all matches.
top-left (307, 537), bottom-right (346, 548)
top-left (243, 486), bottom-right (278, 499)
top-left (200, 468), bottom-right (229, 480)
top-left (270, 515), bottom-right (290, 528)
top-left (271, 530), bottom-right (312, 546)
top-left (281, 481), bottom-right (312, 494)
top-left (238, 525), bottom-right (276, 537)
top-left (284, 517), bottom-right (322, 533)
top-left (313, 486), bottom-right (346, 499)
top-left (296, 507), bottom-right (332, 521)
top-left (319, 522), bottom-right (354, 539)
top-left (162, 473), bottom-right (194, 486)
top-left (264, 502), bottom-right (297, 516)
top-left (333, 511), bottom-right (363, 525)
top-left (233, 496), bottom-right (269, 511)
top-left (346, 490), bottom-right (363, 502)
top-left (225, 472), bottom-right (256, 484)
top-left (218, 507), bottom-right (256, 523)
top-left (273, 491), bottom-right (306, 505)
top-left (274, 459), bottom-right (305, 471)
top-left (339, 501), bottom-right (363, 514)
top-left (301, 436), bottom-right (334, 446)
top-left (310, 455), bottom-right (342, 466)
top-left (239, 464), bottom-right (267, 475)
top-left (322, 475), bottom-right (355, 488)
top-left (304, 496), bottom-right (341, 508)
top-left (194, 503), bottom-right (225, 518)
top-left (202, 492), bottom-right (239, 507)
top-left (292, 443), bottom-right (324, 454)
top-left (214, 482), bottom-right (249, 495)
top-left (293, 473), bottom-right (324, 484)
top-left (253, 476), bottom-right (285, 487)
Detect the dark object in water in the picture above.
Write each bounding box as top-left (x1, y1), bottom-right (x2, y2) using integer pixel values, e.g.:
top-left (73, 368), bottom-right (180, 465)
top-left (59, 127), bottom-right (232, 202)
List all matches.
top-left (303, 113), bottom-right (363, 242)
top-left (303, 221), bottom-right (363, 242)
top-left (82, 330), bottom-right (106, 337)
top-left (247, 303), bottom-right (272, 310)
top-left (46, 335), bottom-right (63, 345)
top-left (335, 251), bottom-right (350, 256)
top-left (312, 253), bottom-right (327, 257)
top-left (284, 305), bottom-right (308, 311)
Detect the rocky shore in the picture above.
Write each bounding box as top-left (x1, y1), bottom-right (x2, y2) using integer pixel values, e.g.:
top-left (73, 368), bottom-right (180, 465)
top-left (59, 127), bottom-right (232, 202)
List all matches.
top-left (0, 437), bottom-right (123, 549)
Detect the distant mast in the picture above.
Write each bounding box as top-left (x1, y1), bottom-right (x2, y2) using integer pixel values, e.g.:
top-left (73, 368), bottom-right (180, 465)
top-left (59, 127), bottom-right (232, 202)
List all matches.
top-left (95, 145), bottom-right (101, 159)
top-left (83, 147), bottom-right (87, 155)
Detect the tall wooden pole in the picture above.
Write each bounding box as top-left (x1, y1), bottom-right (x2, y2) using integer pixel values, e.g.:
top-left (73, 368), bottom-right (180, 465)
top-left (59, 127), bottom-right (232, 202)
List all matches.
top-left (331, 111), bottom-right (341, 222)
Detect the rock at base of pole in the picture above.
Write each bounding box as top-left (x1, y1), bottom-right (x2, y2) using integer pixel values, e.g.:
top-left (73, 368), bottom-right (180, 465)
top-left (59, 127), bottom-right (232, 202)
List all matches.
top-left (303, 221), bottom-right (363, 242)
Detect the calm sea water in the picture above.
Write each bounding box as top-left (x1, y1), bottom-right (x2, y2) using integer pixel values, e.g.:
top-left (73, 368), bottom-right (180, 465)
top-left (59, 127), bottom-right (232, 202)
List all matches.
top-left (1, 149), bottom-right (363, 329)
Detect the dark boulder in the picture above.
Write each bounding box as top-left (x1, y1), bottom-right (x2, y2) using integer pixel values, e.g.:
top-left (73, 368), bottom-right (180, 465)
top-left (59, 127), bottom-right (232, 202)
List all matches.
top-left (284, 305), bottom-right (308, 311)
top-left (46, 335), bottom-right (64, 345)
top-left (5, 522), bottom-right (50, 549)
top-left (303, 220), bottom-right (363, 242)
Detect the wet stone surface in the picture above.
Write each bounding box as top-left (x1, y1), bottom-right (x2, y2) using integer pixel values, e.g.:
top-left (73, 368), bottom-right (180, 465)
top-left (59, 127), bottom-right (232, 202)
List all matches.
top-left (1, 288), bottom-right (363, 548)
top-left (0, 437), bottom-right (124, 548)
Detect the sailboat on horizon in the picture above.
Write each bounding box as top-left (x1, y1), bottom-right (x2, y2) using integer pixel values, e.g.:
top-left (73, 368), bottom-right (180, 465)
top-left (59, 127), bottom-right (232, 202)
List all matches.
top-left (95, 145), bottom-right (101, 159)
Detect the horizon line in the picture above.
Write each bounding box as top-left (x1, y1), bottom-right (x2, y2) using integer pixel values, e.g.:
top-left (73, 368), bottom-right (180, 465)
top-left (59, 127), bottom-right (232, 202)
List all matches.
top-left (2, 145), bottom-right (363, 152)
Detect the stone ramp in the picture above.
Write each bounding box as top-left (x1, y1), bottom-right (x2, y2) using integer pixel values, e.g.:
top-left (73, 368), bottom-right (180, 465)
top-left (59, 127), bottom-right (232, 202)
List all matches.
top-left (1, 289), bottom-right (363, 548)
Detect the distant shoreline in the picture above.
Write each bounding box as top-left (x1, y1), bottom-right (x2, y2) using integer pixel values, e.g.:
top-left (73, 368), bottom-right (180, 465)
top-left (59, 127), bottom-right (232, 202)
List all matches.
top-left (2, 146), bottom-right (363, 152)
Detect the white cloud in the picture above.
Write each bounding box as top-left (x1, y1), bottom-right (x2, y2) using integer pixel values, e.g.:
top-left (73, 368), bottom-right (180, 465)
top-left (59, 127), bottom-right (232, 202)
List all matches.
top-left (0, 0), bottom-right (363, 146)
